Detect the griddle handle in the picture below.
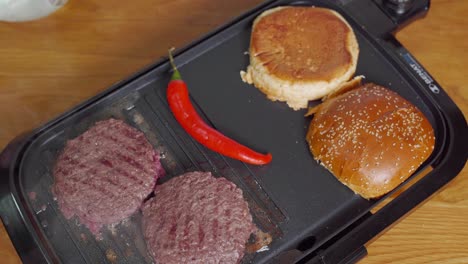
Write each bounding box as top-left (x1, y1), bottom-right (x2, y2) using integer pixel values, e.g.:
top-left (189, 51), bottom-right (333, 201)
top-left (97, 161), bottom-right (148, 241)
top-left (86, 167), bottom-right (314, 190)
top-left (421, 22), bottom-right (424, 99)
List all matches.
top-left (377, 0), bottom-right (431, 31)
top-left (336, 0), bottom-right (430, 36)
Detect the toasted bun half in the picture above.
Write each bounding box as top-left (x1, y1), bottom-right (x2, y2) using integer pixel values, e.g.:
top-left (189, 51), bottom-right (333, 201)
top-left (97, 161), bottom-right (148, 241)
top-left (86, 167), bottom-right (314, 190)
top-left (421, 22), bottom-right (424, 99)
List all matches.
top-left (241, 6), bottom-right (359, 110)
top-left (306, 83), bottom-right (435, 199)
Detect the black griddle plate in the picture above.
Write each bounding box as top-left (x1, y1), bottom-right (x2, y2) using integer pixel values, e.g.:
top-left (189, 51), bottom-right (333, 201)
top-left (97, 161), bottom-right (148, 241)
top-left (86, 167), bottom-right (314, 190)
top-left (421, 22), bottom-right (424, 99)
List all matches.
top-left (1, 0), bottom-right (467, 264)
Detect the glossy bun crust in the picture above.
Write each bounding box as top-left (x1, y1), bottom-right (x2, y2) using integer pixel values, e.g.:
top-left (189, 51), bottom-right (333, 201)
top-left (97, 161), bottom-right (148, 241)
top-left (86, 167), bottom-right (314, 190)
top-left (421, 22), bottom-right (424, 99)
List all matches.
top-left (306, 83), bottom-right (435, 199)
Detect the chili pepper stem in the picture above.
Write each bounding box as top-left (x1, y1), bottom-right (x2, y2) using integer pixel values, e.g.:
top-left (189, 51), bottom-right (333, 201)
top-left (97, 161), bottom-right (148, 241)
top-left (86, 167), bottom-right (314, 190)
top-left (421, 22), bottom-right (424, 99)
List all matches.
top-left (168, 48), bottom-right (182, 81)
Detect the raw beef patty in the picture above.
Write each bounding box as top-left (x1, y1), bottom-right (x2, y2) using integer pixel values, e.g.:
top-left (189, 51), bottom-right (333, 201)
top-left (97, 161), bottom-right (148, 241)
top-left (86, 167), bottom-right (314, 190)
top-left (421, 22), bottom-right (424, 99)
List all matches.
top-left (53, 118), bottom-right (163, 233)
top-left (142, 171), bottom-right (256, 264)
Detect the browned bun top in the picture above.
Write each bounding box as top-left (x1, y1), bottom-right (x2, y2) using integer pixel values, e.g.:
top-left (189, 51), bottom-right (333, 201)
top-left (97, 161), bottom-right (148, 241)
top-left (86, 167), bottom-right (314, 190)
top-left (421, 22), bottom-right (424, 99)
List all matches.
top-left (306, 83), bottom-right (435, 199)
top-left (251, 6), bottom-right (354, 82)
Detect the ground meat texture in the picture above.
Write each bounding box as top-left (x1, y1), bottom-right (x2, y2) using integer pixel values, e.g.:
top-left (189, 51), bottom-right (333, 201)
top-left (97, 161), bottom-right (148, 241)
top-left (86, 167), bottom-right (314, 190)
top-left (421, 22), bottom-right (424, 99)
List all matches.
top-left (142, 171), bottom-right (256, 264)
top-left (53, 118), bottom-right (163, 234)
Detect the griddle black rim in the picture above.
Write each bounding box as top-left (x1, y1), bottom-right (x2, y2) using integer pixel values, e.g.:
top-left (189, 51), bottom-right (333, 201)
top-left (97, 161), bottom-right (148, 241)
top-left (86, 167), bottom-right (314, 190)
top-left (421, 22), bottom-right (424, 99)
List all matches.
top-left (0, 0), bottom-right (467, 263)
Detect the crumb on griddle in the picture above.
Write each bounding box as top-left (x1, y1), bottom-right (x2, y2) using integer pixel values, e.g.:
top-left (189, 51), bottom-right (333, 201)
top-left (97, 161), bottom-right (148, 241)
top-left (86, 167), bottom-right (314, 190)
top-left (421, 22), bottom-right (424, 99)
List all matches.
top-left (106, 249), bottom-right (117, 263)
top-left (246, 229), bottom-right (273, 253)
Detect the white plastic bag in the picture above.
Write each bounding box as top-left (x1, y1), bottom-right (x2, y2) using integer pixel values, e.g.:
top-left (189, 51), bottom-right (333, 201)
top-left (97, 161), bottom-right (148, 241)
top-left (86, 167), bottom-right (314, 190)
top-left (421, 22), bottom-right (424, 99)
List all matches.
top-left (0, 0), bottom-right (68, 22)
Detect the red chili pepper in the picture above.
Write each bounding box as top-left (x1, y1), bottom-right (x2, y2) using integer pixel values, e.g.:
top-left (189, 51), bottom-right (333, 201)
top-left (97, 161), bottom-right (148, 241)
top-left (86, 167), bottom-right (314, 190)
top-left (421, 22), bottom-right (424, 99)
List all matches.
top-left (166, 49), bottom-right (272, 165)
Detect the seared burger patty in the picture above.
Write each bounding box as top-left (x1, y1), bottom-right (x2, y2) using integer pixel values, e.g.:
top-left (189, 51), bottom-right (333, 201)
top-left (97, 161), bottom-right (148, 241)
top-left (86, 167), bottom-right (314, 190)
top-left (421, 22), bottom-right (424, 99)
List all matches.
top-left (53, 118), bottom-right (163, 234)
top-left (142, 171), bottom-right (256, 264)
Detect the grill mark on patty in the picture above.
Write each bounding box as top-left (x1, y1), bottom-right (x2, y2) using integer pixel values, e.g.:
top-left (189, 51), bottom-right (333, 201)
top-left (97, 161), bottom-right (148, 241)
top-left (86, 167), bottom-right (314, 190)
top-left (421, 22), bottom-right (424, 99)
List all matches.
top-left (98, 131), bottom-right (140, 155)
top-left (58, 166), bottom-right (95, 189)
top-left (183, 215), bottom-right (193, 238)
top-left (93, 162), bottom-right (146, 199)
top-left (76, 180), bottom-right (113, 199)
top-left (62, 170), bottom-right (123, 209)
top-left (198, 224), bottom-right (205, 246)
top-left (156, 217), bottom-right (166, 233)
top-left (53, 119), bottom-right (160, 235)
top-left (212, 219), bottom-right (219, 241)
top-left (171, 211), bottom-right (183, 246)
top-left (115, 152), bottom-right (148, 175)
top-left (142, 172), bottom-right (255, 263)
top-left (101, 176), bottom-right (142, 203)
top-left (169, 222), bottom-right (177, 239)
top-left (225, 209), bottom-right (231, 217)
top-left (56, 148), bottom-right (100, 179)
top-left (113, 166), bottom-right (145, 186)
top-left (61, 145), bottom-right (149, 187)
top-left (101, 175), bottom-right (123, 190)
top-left (99, 158), bottom-right (113, 168)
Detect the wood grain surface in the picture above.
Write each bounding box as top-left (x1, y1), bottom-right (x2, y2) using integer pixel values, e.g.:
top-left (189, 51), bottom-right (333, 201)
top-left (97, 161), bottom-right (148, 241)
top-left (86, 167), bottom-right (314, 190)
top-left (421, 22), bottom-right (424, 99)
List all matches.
top-left (0, 0), bottom-right (466, 263)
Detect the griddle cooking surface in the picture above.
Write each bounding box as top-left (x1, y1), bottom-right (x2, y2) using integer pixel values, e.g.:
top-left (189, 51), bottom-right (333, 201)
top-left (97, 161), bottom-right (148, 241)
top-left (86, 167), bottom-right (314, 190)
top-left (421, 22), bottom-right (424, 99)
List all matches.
top-left (16, 0), bottom-right (439, 263)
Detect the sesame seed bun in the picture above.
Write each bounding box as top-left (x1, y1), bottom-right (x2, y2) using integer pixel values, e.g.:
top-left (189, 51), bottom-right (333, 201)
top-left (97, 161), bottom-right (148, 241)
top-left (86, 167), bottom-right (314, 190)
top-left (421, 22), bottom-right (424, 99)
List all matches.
top-left (306, 83), bottom-right (435, 199)
top-left (241, 6), bottom-right (359, 110)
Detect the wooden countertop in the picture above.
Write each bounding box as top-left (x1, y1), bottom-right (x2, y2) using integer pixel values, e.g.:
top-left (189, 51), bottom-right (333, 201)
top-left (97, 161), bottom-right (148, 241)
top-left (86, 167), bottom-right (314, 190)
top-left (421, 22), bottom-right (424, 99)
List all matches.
top-left (0, 0), bottom-right (466, 263)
